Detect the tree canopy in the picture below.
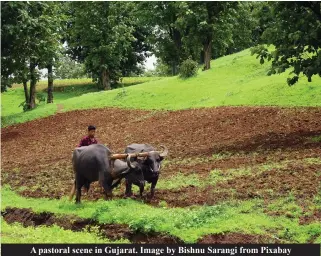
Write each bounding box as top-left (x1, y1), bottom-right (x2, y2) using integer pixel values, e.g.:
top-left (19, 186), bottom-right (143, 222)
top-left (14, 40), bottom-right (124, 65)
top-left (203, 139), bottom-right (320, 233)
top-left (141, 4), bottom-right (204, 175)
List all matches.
top-left (1, 1), bottom-right (65, 107)
top-left (66, 2), bottom-right (150, 90)
top-left (251, 2), bottom-right (321, 85)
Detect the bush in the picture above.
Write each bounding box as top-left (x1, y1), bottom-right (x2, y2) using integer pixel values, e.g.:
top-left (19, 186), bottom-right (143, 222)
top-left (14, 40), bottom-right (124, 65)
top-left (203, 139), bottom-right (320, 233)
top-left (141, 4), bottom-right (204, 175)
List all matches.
top-left (19, 101), bottom-right (30, 112)
top-left (36, 93), bottom-right (46, 104)
top-left (179, 58), bottom-right (198, 78)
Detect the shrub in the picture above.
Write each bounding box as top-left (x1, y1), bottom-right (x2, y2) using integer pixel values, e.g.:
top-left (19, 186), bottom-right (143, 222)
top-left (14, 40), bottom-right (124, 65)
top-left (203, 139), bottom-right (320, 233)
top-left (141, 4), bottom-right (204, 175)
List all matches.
top-left (36, 93), bottom-right (46, 104)
top-left (179, 58), bottom-right (198, 78)
top-left (19, 101), bottom-right (30, 112)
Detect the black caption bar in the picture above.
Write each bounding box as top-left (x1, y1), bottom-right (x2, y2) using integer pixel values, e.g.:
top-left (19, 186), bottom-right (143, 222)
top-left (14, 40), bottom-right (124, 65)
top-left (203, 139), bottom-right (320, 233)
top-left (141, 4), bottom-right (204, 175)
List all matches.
top-left (1, 244), bottom-right (320, 256)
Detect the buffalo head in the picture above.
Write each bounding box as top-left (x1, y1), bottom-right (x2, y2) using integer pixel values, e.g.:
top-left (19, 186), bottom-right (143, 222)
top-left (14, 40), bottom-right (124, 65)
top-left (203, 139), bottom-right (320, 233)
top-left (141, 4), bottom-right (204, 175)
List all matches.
top-left (125, 144), bottom-right (168, 175)
top-left (140, 145), bottom-right (168, 174)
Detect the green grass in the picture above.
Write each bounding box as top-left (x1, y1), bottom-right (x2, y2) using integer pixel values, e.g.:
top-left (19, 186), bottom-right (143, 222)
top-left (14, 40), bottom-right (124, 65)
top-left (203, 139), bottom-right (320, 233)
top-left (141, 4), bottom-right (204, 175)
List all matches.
top-left (1, 217), bottom-right (129, 243)
top-left (267, 196), bottom-right (303, 218)
top-left (157, 172), bottom-right (202, 190)
top-left (2, 48), bottom-right (321, 127)
top-left (308, 135), bottom-right (321, 143)
top-left (2, 185), bottom-right (320, 243)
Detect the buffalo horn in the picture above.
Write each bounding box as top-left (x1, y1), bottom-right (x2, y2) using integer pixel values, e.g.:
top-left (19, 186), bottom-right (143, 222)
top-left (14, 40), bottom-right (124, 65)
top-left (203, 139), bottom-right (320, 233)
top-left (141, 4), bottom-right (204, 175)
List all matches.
top-left (159, 145), bottom-right (168, 157)
top-left (126, 155), bottom-right (136, 169)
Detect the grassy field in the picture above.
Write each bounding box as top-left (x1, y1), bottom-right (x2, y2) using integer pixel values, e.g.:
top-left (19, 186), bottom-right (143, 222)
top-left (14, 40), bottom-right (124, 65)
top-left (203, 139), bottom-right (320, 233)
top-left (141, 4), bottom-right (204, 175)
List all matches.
top-left (1, 217), bottom-right (129, 243)
top-left (2, 185), bottom-right (321, 243)
top-left (2, 48), bottom-right (321, 127)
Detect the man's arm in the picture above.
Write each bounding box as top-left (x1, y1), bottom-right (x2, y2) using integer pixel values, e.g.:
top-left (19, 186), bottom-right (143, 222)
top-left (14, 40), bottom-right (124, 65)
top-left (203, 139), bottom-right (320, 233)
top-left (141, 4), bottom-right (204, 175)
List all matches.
top-left (78, 137), bottom-right (85, 147)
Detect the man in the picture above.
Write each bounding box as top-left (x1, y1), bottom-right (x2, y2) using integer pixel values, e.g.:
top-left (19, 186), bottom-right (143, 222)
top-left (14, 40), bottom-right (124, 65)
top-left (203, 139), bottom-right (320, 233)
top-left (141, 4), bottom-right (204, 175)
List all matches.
top-left (78, 125), bottom-right (98, 147)
top-left (76, 125), bottom-right (98, 193)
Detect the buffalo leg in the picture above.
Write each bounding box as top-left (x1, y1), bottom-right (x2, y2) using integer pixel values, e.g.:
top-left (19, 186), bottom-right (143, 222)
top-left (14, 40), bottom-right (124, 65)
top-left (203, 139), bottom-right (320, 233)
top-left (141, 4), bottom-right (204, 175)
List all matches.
top-left (75, 185), bottom-right (82, 204)
top-left (98, 171), bottom-right (112, 199)
top-left (139, 184), bottom-right (145, 198)
top-left (76, 188), bottom-right (81, 204)
top-left (75, 177), bottom-right (85, 204)
top-left (69, 180), bottom-right (76, 201)
top-left (100, 181), bottom-right (112, 199)
top-left (125, 180), bottom-right (133, 197)
top-left (84, 180), bottom-right (90, 193)
top-left (150, 178), bottom-right (158, 198)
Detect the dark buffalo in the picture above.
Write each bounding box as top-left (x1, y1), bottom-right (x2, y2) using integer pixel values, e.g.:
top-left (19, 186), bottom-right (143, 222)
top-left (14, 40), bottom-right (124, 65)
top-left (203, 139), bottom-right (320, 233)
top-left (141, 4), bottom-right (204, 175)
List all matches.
top-left (124, 144), bottom-right (168, 198)
top-left (69, 144), bottom-right (144, 203)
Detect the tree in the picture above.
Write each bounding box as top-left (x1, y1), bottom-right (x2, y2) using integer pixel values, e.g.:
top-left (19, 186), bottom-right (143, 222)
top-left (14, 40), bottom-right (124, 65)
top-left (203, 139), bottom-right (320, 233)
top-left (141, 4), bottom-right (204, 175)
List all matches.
top-left (67, 2), bottom-right (147, 90)
top-left (224, 2), bottom-right (259, 56)
top-left (1, 2), bottom-right (65, 108)
top-left (251, 2), bottom-right (321, 85)
top-left (141, 2), bottom-right (257, 73)
top-left (1, 2), bottom-right (28, 94)
top-left (144, 59), bottom-right (172, 77)
top-left (14, 66), bottom-right (30, 103)
top-left (119, 24), bottom-right (152, 77)
top-left (37, 2), bottom-right (66, 104)
top-left (52, 54), bottom-right (87, 79)
top-left (138, 2), bottom-right (190, 76)
top-left (178, 2), bottom-right (239, 70)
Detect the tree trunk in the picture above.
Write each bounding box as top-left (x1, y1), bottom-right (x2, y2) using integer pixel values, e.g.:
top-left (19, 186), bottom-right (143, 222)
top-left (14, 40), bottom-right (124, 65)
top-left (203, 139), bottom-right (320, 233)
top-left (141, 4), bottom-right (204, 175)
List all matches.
top-left (101, 68), bottom-right (111, 90)
top-left (171, 63), bottom-right (178, 76)
top-left (203, 37), bottom-right (212, 71)
top-left (23, 80), bottom-right (29, 103)
top-left (47, 64), bottom-right (54, 103)
top-left (29, 61), bottom-right (36, 109)
top-left (168, 25), bottom-right (182, 75)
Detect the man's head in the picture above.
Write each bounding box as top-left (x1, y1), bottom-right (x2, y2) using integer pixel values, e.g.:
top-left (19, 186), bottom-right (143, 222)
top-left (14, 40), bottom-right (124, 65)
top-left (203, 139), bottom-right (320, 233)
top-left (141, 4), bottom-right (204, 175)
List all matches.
top-left (88, 125), bottom-right (96, 138)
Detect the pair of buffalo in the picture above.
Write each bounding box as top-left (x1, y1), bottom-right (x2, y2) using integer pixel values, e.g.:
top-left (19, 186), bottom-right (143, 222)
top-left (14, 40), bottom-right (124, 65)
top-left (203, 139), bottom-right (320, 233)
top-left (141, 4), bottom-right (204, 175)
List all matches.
top-left (69, 143), bottom-right (168, 203)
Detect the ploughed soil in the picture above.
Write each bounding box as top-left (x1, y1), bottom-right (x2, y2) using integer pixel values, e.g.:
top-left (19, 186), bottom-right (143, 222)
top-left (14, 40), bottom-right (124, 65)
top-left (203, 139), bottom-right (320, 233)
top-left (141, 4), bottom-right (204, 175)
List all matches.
top-left (1, 207), bottom-right (181, 243)
top-left (2, 107), bottom-right (321, 209)
top-left (299, 209), bottom-right (321, 225)
top-left (198, 233), bottom-right (282, 244)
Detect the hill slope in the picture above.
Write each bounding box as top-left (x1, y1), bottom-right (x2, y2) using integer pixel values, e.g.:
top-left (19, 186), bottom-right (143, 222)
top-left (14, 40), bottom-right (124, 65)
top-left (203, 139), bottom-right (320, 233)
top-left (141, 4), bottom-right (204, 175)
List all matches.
top-left (2, 48), bottom-right (321, 127)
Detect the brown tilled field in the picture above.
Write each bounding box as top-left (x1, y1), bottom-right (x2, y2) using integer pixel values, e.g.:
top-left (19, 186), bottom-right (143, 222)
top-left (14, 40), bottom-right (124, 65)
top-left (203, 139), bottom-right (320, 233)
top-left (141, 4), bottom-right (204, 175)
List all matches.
top-left (2, 106), bottom-right (321, 209)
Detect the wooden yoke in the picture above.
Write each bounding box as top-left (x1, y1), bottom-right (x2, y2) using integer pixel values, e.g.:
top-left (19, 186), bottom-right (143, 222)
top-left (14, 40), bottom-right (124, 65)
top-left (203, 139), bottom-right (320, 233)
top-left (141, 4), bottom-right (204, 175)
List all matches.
top-left (110, 152), bottom-right (150, 160)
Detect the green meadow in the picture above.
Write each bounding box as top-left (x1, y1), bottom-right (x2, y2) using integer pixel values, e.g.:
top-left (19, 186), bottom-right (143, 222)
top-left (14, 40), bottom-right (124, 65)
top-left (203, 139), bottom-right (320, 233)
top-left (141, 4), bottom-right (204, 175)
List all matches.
top-left (2, 49), bottom-right (321, 128)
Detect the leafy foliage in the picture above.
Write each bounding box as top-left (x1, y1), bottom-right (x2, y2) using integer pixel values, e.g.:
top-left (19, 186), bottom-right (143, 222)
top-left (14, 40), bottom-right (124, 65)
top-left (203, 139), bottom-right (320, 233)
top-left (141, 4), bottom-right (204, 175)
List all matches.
top-left (18, 101), bottom-right (30, 112)
top-left (179, 2), bottom-right (237, 68)
top-left (1, 1), bottom-right (65, 107)
top-left (140, 2), bottom-right (257, 73)
top-left (138, 2), bottom-right (188, 75)
top-left (36, 93), bottom-right (46, 104)
top-left (251, 2), bottom-right (321, 85)
top-left (66, 2), bottom-right (149, 90)
top-left (179, 58), bottom-right (199, 78)
top-left (144, 60), bottom-right (173, 77)
top-left (53, 55), bottom-right (87, 79)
